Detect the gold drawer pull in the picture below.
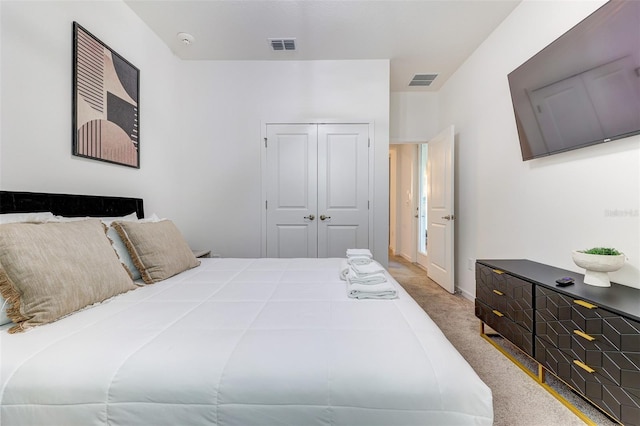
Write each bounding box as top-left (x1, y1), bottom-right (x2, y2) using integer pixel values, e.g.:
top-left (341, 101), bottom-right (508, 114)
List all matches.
top-left (573, 360), bottom-right (595, 374)
top-left (573, 330), bottom-right (596, 342)
top-left (573, 300), bottom-right (597, 310)
top-left (492, 269), bottom-right (505, 275)
top-left (492, 289), bottom-right (504, 296)
top-left (492, 309), bottom-right (504, 317)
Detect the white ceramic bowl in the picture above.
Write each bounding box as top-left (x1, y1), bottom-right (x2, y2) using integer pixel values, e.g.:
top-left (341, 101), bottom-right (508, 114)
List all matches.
top-left (571, 250), bottom-right (625, 287)
top-left (571, 251), bottom-right (625, 272)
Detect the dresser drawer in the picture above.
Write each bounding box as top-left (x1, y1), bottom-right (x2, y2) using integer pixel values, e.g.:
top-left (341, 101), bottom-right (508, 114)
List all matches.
top-left (476, 264), bottom-right (507, 311)
top-left (536, 286), bottom-right (640, 352)
top-left (536, 337), bottom-right (640, 425)
top-left (476, 263), bottom-right (533, 331)
top-left (475, 299), bottom-right (533, 357)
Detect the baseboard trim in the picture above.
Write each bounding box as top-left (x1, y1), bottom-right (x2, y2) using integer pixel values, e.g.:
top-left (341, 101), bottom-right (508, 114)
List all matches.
top-left (413, 262), bottom-right (427, 272)
top-left (456, 287), bottom-right (475, 301)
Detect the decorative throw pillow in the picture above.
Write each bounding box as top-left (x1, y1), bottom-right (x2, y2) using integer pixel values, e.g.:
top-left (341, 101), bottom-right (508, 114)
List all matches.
top-left (113, 220), bottom-right (200, 284)
top-left (101, 213), bottom-right (142, 281)
top-left (46, 213), bottom-right (142, 280)
top-left (0, 212), bottom-right (54, 325)
top-left (0, 219), bottom-right (137, 333)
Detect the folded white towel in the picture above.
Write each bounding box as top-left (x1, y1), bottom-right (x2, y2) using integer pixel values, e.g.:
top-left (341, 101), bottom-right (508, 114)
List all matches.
top-left (339, 259), bottom-right (350, 281)
top-left (346, 270), bottom-right (387, 285)
top-left (346, 248), bottom-right (372, 258)
top-left (350, 260), bottom-right (385, 277)
top-left (347, 280), bottom-right (397, 299)
top-left (347, 255), bottom-right (372, 266)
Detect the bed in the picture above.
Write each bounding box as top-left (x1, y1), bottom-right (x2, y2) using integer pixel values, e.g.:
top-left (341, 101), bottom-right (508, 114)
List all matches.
top-left (0, 191), bottom-right (493, 426)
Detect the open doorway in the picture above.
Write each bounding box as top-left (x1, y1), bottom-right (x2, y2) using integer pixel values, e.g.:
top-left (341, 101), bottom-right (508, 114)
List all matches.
top-left (389, 126), bottom-right (455, 293)
top-left (416, 143), bottom-right (428, 270)
top-left (388, 144), bottom-right (417, 262)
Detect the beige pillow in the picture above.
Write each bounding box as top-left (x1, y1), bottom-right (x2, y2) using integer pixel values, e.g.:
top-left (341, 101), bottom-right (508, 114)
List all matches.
top-left (113, 220), bottom-right (200, 284)
top-left (0, 219), bottom-right (137, 333)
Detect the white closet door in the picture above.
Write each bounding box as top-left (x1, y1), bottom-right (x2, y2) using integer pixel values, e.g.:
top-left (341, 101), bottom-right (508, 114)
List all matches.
top-left (266, 124), bottom-right (318, 258)
top-left (317, 124), bottom-right (369, 258)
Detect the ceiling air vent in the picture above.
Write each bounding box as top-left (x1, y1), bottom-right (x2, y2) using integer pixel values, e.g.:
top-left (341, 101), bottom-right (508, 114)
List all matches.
top-left (269, 38), bottom-right (296, 51)
top-left (409, 74), bottom-right (438, 87)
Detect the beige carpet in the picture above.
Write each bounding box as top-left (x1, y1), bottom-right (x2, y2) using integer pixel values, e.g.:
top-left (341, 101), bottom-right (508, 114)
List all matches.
top-left (387, 255), bottom-right (614, 426)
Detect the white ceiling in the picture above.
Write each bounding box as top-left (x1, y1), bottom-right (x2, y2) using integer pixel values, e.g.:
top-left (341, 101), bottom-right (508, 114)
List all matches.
top-left (124, 0), bottom-right (521, 92)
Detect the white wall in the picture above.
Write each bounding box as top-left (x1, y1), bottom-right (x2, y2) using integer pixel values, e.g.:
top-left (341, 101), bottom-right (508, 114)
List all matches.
top-left (0, 0), bottom-right (180, 216)
top-left (0, 1), bottom-right (391, 265)
top-left (439, 0), bottom-right (640, 296)
top-left (172, 60), bottom-right (390, 264)
top-left (390, 92), bottom-right (439, 143)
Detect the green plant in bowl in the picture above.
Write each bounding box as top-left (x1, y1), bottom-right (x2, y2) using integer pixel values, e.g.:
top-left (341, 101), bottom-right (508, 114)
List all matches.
top-left (572, 247), bottom-right (625, 287)
top-left (580, 247), bottom-right (621, 256)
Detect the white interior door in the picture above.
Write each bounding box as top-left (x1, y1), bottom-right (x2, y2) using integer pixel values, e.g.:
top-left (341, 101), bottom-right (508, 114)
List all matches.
top-left (266, 124), bottom-right (318, 258)
top-left (427, 125), bottom-right (455, 293)
top-left (317, 124), bottom-right (369, 257)
top-left (265, 123), bottom-right (369, 258)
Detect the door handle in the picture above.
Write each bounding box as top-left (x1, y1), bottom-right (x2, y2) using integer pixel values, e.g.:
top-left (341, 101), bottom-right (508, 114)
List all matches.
top-left (304, 214), bottom-right (315, 221)
top-left (441, 215), bottom-right (455, 220)
top-left (320, 215), bottom-right (331, 221)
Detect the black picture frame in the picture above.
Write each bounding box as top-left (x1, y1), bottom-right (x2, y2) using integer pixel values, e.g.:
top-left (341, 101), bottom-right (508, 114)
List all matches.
top-left (72, 22), bottom-right (140, 168)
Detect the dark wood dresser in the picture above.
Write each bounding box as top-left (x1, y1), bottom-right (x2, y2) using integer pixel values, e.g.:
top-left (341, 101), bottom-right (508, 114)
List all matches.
top-left (475, 259), bottom-right (640, 426)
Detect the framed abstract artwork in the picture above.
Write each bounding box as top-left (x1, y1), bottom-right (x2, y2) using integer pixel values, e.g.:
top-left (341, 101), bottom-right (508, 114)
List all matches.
top-left (73, 22), bottom-right (140, 168)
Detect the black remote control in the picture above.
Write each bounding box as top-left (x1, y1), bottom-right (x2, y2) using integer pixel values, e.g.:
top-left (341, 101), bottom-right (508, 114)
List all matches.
top-left (555, 277), bottom-right (575, 287)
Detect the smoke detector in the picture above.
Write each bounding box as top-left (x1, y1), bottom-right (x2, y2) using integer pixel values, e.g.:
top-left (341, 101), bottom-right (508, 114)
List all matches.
top-left (176, 32), bottom-right (195, 45)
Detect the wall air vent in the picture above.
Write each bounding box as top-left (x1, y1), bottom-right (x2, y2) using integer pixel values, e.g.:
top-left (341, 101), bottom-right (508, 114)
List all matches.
top-left (269, 38), bottom-right (296, 51)
top-left (409, 74), bottom-right (438, 86)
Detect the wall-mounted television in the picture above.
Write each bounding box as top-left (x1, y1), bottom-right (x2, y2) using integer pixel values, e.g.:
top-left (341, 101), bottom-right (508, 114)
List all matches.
top-left (508, 0), bottom-right (640, 161)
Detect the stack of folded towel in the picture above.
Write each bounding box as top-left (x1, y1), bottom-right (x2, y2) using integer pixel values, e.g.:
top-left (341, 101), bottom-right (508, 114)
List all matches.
top-left (340, 249), bottom-right (397, 299)
top-left (346, 248), bottom-right (373, 265)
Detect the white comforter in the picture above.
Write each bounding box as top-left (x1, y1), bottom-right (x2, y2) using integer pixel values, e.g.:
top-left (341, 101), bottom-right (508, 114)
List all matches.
top-left (0, 258), bottom-right (492, 425)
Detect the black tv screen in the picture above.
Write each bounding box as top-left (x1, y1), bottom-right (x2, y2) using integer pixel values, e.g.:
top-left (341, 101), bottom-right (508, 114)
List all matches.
top-left (508, 0), bottom-right (640, 161)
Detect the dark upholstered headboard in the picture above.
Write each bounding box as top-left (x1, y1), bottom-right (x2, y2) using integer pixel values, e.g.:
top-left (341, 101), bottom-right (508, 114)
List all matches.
top-left (0, 191), bottom-right (144, 219)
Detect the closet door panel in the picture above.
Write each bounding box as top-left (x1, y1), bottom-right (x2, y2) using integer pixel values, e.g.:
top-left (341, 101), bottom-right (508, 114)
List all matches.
top-left (317, 124), bottom-right (369, 258)
top-left (266, 124), bottom-right (318, 258)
